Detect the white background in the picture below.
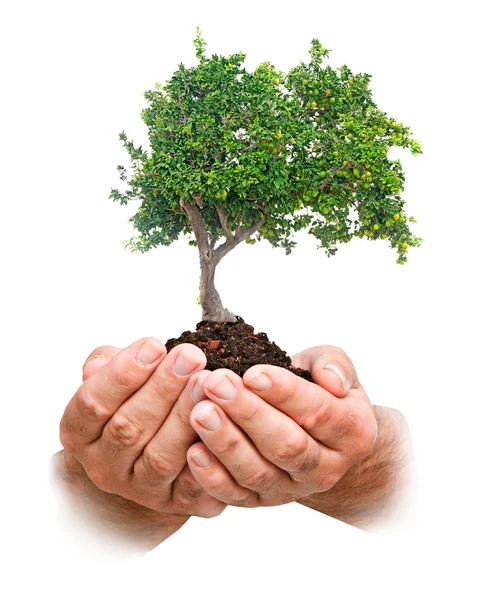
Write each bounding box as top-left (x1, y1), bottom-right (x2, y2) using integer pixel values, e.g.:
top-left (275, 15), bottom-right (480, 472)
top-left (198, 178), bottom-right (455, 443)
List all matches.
top-left (1, 0), bottom-right (484, 597)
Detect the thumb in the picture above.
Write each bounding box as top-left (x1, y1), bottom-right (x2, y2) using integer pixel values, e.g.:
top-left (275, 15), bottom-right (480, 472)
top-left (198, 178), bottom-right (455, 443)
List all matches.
top-left (292, 345), bottom-right (359, 398)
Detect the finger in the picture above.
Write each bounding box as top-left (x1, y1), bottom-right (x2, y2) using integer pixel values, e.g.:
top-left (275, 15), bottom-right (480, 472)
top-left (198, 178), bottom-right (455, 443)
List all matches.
top-left (82, 346), bottom-right (120, 381)
top-left (133, 368), bottom-right (211, 487)
top-left (171, 463), bottom-right (227, 518)
top-left (187, 442), bottom-right (259, 507)
top-left (93, 344), bottom-right (207, 479)
top-left (202, 369), bottom-right (338, 485)
top-left (291, 345), bottom-right (359, 398)
top-left (243, 364), bottom-right (362, 451)
top-left (189, 400), bottom-right (293, 502)
top-left (59, 337), bottom-right (167, 451)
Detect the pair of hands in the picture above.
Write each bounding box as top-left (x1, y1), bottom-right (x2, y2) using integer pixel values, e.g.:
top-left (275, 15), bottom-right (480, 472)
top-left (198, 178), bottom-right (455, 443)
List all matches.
top-left (59, 336), bottom-right (378, 521)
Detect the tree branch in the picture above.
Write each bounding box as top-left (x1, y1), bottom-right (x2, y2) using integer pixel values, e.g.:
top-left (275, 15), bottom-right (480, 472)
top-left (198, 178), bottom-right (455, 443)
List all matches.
top-left (214, 216), bottom-right (266, 263)
top-left (215, 204), bottom-right (234, 241)
top-left (318, 161), bottom-right (355, 191)
top-left (220, 142), bottom-right (258, 167)
top-left (179, 198), bottom-right (209, 254)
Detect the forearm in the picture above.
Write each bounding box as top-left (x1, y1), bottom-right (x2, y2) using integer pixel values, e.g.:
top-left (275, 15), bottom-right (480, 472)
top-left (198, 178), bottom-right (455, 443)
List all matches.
top-left (50, 450), bottom-right (189, 552)
top-left (298, 406), bottom-right (416, 531)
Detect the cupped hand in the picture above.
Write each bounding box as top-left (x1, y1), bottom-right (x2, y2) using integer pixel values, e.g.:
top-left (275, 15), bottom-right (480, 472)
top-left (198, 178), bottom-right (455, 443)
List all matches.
top-left (185, 345), bottom-right (378, 507)
top-left (59, 337), bottom-right (226, 518)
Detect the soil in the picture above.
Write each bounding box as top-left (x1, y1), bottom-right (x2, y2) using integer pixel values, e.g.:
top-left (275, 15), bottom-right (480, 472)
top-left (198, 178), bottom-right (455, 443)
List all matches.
top-left (165, 316), bottom-right (314, 383)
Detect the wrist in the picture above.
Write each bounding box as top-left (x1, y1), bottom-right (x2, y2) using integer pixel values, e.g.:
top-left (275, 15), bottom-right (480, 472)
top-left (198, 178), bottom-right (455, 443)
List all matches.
top-left (51, 450), bottom-right (189, 552)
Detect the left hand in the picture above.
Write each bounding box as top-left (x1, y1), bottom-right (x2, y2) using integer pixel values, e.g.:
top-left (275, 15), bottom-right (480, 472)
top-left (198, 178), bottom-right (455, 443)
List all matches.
top-left (186, 345), bottom-right (378, 507)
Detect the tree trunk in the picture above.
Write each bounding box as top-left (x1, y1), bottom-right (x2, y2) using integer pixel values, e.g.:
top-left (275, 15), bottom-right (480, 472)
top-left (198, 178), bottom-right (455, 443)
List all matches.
top-left (179, 198), bottom-right (264, 323)
top-left (199, 251), bottom-right (237, 323)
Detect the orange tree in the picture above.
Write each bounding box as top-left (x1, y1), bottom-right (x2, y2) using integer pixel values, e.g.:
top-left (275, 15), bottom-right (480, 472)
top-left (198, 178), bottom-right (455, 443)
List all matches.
top-left (110, 28), bottom-right (422, 322)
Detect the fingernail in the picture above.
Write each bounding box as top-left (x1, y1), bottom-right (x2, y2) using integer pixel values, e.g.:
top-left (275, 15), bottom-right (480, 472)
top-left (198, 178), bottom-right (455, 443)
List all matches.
top-left (191, 449), bottom-right (212, 469)
top-left (135, 339), bottom-right (165, 366)
top-left (191, 378), bottom-right (206, 403)
top-left (174, 349), bottom-right (201, 376)
top-left (323, 363), bottom-right (346, 390)
top-left (245, 372), bottom-right (272, 391)
top-left (195, 405), bottom-right (222, 431)
top-left (208, 374), bottom-right (237, 401)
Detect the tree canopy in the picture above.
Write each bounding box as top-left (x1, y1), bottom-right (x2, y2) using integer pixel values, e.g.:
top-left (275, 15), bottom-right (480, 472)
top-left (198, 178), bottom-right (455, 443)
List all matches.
top-left (110, 29), bottom-right (422, 320)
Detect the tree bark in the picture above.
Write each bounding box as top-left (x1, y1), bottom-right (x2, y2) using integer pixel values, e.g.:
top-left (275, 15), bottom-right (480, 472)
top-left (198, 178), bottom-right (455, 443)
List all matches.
top-left (180, 198), bottom-right (236, 323)
top-left (180, 197), bottom-right (265, 323)
top-left (199, 249), bottom-right (237, 323)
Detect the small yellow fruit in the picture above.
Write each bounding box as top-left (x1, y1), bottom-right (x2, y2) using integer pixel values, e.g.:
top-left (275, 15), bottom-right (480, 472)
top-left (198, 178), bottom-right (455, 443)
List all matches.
top-left (311, 101), bottom-right (317, 107)
top-left (368, 231), bottom-right (374, 237)
top-left (402, 242), bottom-right (408, 249)
top-left (373, 224), bottom-right (379, 230)
top-left (348, 78), bottom-right (353, 85)
top-left (329, 97), bottom-right (335, 103)
top-left (365, 164), bottom-right (370, 169)
top-left (326, 89), bottom-right (331, 95)
top-left (380, 233), bottom-right (388, 239)
top-left (393, 213), bottom-right (400, 221)
top-left (333, 151), bottom-right (339, 157)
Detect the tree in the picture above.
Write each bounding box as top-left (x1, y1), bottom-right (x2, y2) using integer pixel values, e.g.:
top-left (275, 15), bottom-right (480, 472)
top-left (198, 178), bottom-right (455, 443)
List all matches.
top-left (110, 28), bottom-right (422, 322)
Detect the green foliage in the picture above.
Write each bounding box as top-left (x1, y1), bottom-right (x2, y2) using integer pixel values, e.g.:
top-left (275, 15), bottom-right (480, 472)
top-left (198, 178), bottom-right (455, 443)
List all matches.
top-left (110, 30), bottom-right (422, 264)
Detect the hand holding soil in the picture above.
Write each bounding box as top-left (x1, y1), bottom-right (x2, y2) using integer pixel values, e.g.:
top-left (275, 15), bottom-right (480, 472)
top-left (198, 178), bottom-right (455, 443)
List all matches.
top-left (56, 338), bottom-right (227, 526)
top-left (186, 344), bottom-right (378, 507)
top-left (53, 331), bottom-right (413, 549)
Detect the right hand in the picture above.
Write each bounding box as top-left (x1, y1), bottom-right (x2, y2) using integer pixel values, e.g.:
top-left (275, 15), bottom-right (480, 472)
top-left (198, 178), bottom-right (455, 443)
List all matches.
top-left (59, 337), bottom-right (226, 518)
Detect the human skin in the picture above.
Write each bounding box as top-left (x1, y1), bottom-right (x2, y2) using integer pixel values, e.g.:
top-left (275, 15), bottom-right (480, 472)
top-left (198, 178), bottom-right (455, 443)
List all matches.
top-left (186, 346), bottom-right (415, 529)
top-left (53, 338), bottom-right (227, 551)
top-left (53, 339), bottom-right (414, 551)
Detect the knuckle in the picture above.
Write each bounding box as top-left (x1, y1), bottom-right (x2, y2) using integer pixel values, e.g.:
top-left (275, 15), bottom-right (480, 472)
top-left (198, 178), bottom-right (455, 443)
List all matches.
top-left (237, 402), bottom-right (261, 425)
top-left (109, 363), bottom-right (139, 391)
top-left (195, 501), bottom-right (226, 519)
top-left (173, 405), bottom-right (191, 430)
top-left (274, 432), bottom-right (308, 464)
top-left (173, 480), bottom-right (204, 508)
top-left (216, 437), bottom-right (241, 457)
top-left (78, 390), bottom-right (111, 422)
top-left (59, 428), bottom-right (77, 453)
top-left (104, 413), bottom-right (143, 448)
top-left (149, 368), bottom-right (181, 404)
top-left (293, 446), bottom-right (321, 474)
top-left (139, 448), bottom-right (174, 483)
top-left (334, 412), bottom-right (358, 439)
top-left (87, 466), bottom-right (112, 492)
top-left (301, 400), bottom-right (331, 431)
top-left (352, 418), bottom-right (378, 458)
top-left (239, 468), bottom-right (275, 493)
top-left (315, 469), bottom-right (342, 492)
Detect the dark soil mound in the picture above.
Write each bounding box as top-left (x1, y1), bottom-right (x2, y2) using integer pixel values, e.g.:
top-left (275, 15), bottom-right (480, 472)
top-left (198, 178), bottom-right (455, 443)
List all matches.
top-left (165, 316), bottom-right (314, 382)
